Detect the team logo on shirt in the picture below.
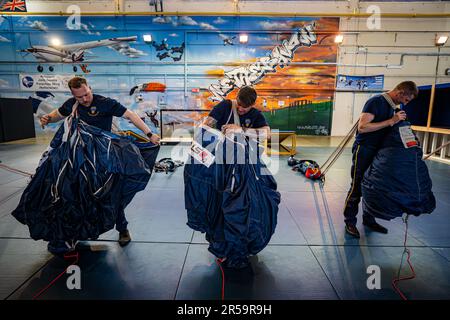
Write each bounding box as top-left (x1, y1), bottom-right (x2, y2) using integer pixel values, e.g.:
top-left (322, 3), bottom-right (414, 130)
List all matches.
top-left (244, 118), bottom-right (252, 128)
top-left (88, 106), bottom-right (99, 116)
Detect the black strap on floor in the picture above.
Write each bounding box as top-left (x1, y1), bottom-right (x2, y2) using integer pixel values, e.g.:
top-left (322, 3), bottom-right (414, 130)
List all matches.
top-left (153, 158), bottom-right (184, 174)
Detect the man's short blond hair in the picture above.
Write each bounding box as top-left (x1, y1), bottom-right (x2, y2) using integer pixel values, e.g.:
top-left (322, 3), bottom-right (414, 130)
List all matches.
top-left (68, 77), bottom-right (88, 89)
top-left (395, 81), bottom-right (418, 98)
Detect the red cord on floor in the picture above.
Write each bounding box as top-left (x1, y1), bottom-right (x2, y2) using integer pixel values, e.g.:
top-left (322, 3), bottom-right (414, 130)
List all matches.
top-left (216, 258), bottom-right (226, 301)
top-left (32, 251), bottom-right (79, 300)
top-left (392, 216), bottom-right (416, 300)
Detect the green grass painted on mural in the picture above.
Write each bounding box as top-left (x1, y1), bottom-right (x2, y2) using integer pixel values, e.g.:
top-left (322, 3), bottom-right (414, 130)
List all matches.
top-left (263, 101), bottom-right (333, 136)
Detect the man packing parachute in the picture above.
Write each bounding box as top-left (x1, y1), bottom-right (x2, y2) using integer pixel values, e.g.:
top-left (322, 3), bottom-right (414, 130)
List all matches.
top-left (12, 77), bottom-right (160, 254)
top-left (184, 86), bottom-right (280, 269)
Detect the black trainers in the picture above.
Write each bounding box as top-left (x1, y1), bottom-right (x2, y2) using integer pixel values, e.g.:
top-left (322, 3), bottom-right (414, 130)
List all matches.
top-left (363, 221), bottom-right (388, 234)
top-left (345, 224), bottom-right (360, 238)
top-left (118, 229), bottom-right (131, 246)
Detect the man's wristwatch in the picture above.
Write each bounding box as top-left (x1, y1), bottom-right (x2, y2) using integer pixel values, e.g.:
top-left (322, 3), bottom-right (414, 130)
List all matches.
top-left (146, 132), bottom-right (153, 139)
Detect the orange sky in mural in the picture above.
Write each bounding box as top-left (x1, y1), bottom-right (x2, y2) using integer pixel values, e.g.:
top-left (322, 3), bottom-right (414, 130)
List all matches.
top-left (203, 18), bottom-right (339, 110)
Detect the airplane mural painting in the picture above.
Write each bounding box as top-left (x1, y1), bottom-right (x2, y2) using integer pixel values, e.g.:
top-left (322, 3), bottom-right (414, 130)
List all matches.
top-left (0, 15), bottom-right (339, 135)
top-left (19, 36), bottom-right (139, 72)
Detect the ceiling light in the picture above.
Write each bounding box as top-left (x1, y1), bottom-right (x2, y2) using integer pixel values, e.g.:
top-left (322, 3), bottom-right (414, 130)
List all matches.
top-left (50, 37), bottom-right (62, 47)
top-left (436, 35), bottom-right (448, 46)
top-left (334, 34), bottom-right (344, 44)
top-left (143, 34), bottom-right (153, 43)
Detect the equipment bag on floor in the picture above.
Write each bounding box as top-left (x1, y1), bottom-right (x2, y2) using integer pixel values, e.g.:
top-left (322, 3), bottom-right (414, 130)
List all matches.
top-left (290, 158), bottom-right (322, 180)
top-left (361, 121), bottom-right (435, 220)
top-left (184, 125), bottom-right (280, 268)
top-left (12, 115), bottom-right (159, 242)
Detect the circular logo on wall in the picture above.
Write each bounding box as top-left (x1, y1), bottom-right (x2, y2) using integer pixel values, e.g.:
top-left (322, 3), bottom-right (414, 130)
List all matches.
top-left (22, 76), bottom-right (34, 88)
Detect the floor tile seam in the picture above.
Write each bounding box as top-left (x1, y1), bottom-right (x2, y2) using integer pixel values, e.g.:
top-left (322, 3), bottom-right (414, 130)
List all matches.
top-left (174, 231), bottom-right (195, 300)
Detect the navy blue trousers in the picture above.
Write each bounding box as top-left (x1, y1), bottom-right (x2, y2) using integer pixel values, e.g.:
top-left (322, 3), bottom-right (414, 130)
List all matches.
top-left (343, 142), bottom-right (378, 226)
top-left (115, 207), bottom-right (128, 232)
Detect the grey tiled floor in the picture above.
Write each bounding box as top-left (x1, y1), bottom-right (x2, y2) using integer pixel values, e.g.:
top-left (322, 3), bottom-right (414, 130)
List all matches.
top-left (0, 137), bottom-right (449, 300)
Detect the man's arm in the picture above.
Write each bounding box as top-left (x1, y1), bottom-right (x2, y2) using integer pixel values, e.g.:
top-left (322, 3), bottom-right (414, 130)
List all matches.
top-left (201, 116), bottom-right (218, 128)
top-left (242, 125), bottom-right (270, 139)
top-left (358, 111), bottom-right (406, 134)
top-left (221, 124), bottom-right (270, 141)
top-left (122, 109), bottom-right (160, 144)
top-left (40, 109), bottom-right (65, 127)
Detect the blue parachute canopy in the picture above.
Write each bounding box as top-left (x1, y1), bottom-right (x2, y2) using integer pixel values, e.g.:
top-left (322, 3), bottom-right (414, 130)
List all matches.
top-left (184, 126), bottom-right (280, 268)
top-left (12, 118), bottom-right (159, 242)
top-left (361, 121), bottom-right (435, 220)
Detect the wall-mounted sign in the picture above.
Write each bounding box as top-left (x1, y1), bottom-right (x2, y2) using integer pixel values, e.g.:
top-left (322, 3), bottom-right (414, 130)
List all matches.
top-left (19, 74), bottom-right (72, 92)
top-left (336, 74), bottom-right (384, 91)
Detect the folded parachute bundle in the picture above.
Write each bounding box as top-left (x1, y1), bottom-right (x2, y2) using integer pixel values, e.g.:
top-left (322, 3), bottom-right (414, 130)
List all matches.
top-left (12, 117), bottom-right (159, 244)
top-left (361, 121), bottom-right (435, 220)
top-left (184, 126), bottom-right (280, 268)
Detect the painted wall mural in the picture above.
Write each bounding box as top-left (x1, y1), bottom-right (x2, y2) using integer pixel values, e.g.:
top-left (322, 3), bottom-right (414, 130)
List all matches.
top-left (0, 15), bottom-right (339, 135)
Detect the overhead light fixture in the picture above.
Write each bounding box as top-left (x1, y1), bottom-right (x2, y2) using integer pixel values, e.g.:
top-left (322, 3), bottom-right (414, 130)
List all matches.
top-left (334, 34), bottom-right (344, 44)
top-left (143, 34), bottom-right (153, 43)
top-left (50, 37), bottom-right (62, 47)
top-left (436, 35), bottom-right (448, 46)
top-left (239, 34), bottom-right (248, 44)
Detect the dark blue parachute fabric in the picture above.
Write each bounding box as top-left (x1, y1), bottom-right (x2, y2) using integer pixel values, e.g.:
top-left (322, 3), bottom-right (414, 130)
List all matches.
top-left (361, 121), bottom-right (435, 220)
top-left (184, 126), bottom-right (280, 266)
top-left (12, 117), bottom-right (159, 242)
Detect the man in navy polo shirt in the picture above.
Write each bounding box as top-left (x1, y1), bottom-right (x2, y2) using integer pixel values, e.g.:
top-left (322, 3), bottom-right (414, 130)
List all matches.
top-left (343, 81), bottom-right (418, 238)
top-left (40, 77), bottom-right (160, 248)
top-left (199, 86), bottom-right (272, 269)
top-left (204, 86), bottom-right (270, 135)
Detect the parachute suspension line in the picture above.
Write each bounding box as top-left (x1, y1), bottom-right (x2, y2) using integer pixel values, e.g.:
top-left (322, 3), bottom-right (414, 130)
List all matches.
top-left (415, 149), bottom-right (422, 202)
top-left (107, 138), bottom-right (112, 161)
top-left (392, 215), bottom-right (416, 300)
top-left (230, 168), bottom-right (236, 193)
top-left (0, 163), bottom-right (33, 177)
top-left (321, 121), bottom-right (358, 172)
top-left (216, 258), bottom-right (226, 301)
top-left (319, 121), bottom-right (359, 179)
top-left (32, 251), bottom-right (79, 300)
top-left (423, 140), bottom-right (450, 160)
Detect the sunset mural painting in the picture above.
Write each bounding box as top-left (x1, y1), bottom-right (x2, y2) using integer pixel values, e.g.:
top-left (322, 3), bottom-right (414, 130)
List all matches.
top-left (0, 15), bottom-right (338, 135)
